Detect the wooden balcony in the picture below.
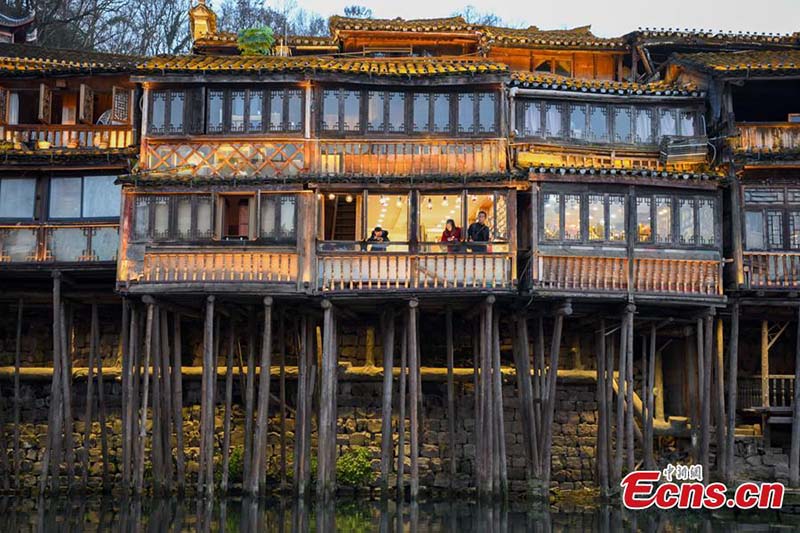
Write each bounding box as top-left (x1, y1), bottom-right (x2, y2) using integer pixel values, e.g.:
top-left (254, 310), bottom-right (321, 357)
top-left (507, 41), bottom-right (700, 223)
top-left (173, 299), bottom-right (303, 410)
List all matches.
top-left (0, 224), bottom-right (118, 264)
top-left (533, 253), bottom-right (721, 297)
top-left (134, 250), bottom-right (299, 285)
top-left (317, 247), bottom-right (515, 292)
top-left (0, 124), bottom-right (134, 150)
top-left (738, 375), bottom-right (794, 410)
top-left (743, 252), bottom-right (800, 289)
top-left (734, 122), bottom-right (800, 154)
top-left (140, 137), bottom-right (507, 178)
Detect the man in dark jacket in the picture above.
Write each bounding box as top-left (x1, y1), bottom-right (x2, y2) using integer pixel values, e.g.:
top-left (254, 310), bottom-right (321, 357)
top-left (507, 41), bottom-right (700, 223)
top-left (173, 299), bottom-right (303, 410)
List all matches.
top-left (467, 211), bottom-right (490, 252)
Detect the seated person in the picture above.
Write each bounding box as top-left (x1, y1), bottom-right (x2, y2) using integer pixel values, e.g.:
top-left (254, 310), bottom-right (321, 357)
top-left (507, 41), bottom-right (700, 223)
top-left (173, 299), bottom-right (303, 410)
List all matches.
top-left (367, 226), bottom-right (390, 251)
top-left (466, 211), bottom-right (490, 252)
top-left (440, 219), bottom-right (462, 251)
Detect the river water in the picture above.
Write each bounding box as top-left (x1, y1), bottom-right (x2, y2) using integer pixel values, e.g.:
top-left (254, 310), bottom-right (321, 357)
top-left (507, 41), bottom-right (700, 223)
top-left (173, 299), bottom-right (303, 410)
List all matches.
top-left (1, 496), bottom-right (799, 531)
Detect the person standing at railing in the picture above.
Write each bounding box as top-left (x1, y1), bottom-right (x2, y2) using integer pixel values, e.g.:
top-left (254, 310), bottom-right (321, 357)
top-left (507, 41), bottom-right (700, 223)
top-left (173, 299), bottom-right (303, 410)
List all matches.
top-left (367, 226), bottom-right (390, 251)
top-left (467, 211), bottom-right (490, 252)
top-left (440, 219), bottom-right (462, 252)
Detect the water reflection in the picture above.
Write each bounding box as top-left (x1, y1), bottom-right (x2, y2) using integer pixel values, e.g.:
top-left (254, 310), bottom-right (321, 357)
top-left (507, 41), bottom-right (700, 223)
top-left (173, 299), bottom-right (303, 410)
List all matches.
top-left (0, 495), bottom-right (798, 532)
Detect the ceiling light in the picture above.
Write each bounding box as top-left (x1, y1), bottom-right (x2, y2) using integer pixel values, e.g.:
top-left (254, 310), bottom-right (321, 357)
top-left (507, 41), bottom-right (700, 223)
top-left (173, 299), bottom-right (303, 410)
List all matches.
top-left (328, 193), bottom-right (336, 200)
top-left (442, 196), bottom-right (449, 207)
top-left (345, 194), bottom-right (353, 203)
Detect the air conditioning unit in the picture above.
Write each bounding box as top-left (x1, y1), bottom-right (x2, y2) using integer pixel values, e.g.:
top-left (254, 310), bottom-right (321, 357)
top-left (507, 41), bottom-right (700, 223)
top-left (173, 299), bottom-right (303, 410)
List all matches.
top-left (659, 135), bottom-right (708, 165)
top-left (788, 113), bottom-right (800, 123)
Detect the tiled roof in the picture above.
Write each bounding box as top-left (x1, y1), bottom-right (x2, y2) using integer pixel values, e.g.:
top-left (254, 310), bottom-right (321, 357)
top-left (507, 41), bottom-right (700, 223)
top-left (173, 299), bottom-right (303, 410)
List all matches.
top-left (485, 25), bottom-right (627, 50)
top-left (0, 12), bottom-right (34, 27)
top-left (193, 31), bottom-right (237, 45)
top-left (142, 55), bottom-right (508, 77)
top-left (671, 50), bottom-right (800, 76)
top-left (632, 28), bottom-right (800, 47)
top-left (279, 35), bottom-right (337, 48)
top-left (0, 43), bottom-right (141, 75)
top-left (330, 15), bottom-right (477, 34)
top-left (510, 71), bottom-right (702, 97)
top-left (528, 164), bottom-right (721, 182)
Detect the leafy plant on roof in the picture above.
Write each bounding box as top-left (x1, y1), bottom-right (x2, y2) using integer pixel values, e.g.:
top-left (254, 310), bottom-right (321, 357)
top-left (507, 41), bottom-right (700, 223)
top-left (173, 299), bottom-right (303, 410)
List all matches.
top-left (238, 26), bottom-right (275, 56)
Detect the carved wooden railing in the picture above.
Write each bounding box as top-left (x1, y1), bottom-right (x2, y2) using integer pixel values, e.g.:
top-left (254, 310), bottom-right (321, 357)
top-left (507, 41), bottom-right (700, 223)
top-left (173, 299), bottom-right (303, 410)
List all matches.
top-left (534, 254), bottom-right (721, 295)
top-left (744, 252), bottom-right (800, 289)
top-left (0, 224), bottom-right (118, 263)
top-left (137, 250), bottom-right (298, 283)
top-left (734, 123), bottom-right (800, 153)
top-left (737, 375), bottom-right (795, 410)
top-left (317, 252), bottom-right (515, 292)
top-left (0, 124), bottom-right (133, 149)
top-left (317, 138), bottom-right (507, 176)
top-left (141, 137), bottom-right (507, 178)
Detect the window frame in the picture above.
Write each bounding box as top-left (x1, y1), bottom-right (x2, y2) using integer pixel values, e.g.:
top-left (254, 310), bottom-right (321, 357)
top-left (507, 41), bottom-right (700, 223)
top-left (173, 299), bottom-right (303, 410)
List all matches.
top-left (743, 185), bottom-right (800, 251)
top-left (47, 176), bottom-right (120, 222)
top-left (0, 177), bottom-right (37, 221)
top-left (132, 194), bottom-right (214, 243)
top-left (148, 89), bottom-right (187, 136)
top-left (258, 192), bottom-right (298, 245)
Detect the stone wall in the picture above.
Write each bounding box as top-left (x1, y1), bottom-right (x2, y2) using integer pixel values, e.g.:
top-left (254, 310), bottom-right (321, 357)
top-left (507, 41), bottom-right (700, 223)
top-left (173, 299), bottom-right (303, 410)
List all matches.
top-left (0, 372), bottom-right (598, 494)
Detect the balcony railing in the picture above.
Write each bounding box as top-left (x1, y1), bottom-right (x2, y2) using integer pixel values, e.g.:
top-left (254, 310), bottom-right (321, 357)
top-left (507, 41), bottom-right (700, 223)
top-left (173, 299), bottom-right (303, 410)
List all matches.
top-left (136, 250), bottom-right (298, 284)
top-left (0, 124), bottom-right (134, 150)
top-left (0, 224), bottom-right (119, 263)
top-left (317, 247), bottom-right (515, 292)
top-left (737, 375), bottom-right (795, 410)
top-left (533, 253), bottom-right (721, 296)
top-left (734, 122), bottom-right (800, 153)
top-left (141, 138), bottom-right (507, 178)
top-left (744, 251), bottom-right (800, 289)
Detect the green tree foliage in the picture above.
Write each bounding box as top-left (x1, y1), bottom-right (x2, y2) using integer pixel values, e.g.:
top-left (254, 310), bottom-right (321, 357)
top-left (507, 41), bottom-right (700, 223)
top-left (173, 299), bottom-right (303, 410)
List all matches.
top-left (335, 447), bottom-right (374, 488)
top-left (237, 26), bottom-right (274, 55)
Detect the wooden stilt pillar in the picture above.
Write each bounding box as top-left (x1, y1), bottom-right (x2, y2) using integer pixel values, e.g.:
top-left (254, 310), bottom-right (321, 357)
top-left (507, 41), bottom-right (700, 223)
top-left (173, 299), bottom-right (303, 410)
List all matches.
top-left (605, 330), bottom-right (615, 485)
top-left (655, 350), bottom-right (665, 423)
top-left (761, 320), bottom-right (770, 444)
top-left (445, 307), bottom-right (456, 489)
top-left (82, 304), bottom-right (98, 489)
top-left (472, 319), bottom-right (480, 490)
top-left (12, 298), bottom-right (23, 489)
top-left (317, 299), bottom-right (336, 501)
top-left (625, 305), bottom-right (635, 473)
top-left (61, 302), bottom-right (75, 491)
top-left (479, 298), bottom-right (494, 498)
top-left (122, 304), bottom-right (137, 492)
top-left (158, 309), bottom-right (172, 492)
top-left (614, 313), bottom-right (628, 484)
top-left (701, 311), bottom-right (714, 480)
top-left (243, 309), bottom-right (256, 489)
top-left (221, 322), bottom-right (235, 493)
top-left (150, 307), bottom-right (163, 495)
top-left (249, 297), bottom-right (273, 495)
top-left (295, 315), bottom-right (313, 498)
top-left (279, 311), bottom-right (287, 489)
top-left (380, 309), bottom-right (396, 494)
top-left (596, 320), bottom-right (609, 497)
top-left (397, 312), bottom-right (408, 499)
top-left (715, 317), bottom-right (726, 477)
top-left (696, 319), bottom-right (705, 462)
top-left (539, 301), bottom-right (571, 494)
top-left (199, 296), bottom-right (216, 498)
top-left (408, 299), bottom-right (420, 501)
top-left (491, 310), bottom-right (507, 497)
top-left (135, 299), bottom-right (155, 495)
top-left (513, 312), bottom-right (539, 488)
top-left (790, 305), bottom-right (800, 488)
top-left (645, 324), bottom-right (656, 470)
top-left (725, 303), bottom-right (740, 483)
top-left (172, 312), bottom-right (185, 493)
top-left (96, 307), bottom-right (109, 491)
top-left (39, 274), bottom-right (63, 494)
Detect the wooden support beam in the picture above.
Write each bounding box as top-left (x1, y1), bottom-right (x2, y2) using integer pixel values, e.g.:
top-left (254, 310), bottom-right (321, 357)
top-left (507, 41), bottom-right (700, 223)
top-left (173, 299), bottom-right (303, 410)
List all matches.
top-left (123, 304), bottom-right (138, 493)
top-left (701, 311), bottom-right (714, 481)
top-left (645, 324), bottom-right (656, 470)
top-left (380, 308), bottom-right (396, 494)
top-left (397, 312), bottom-right (408, 499)
top-left (513, 312), bottom-right (539, 489)
top-left (221, 321), bottom-right (235, 493)
top-left (605, 328), bottom-right (615, 487)
top-left (446, 307), bottom-right (456, 488)
top-left (243, 309), bottom-right (256, 490)
top-left (715, 317), bottom-right (726, 478)
top-left (614, 311), bottom-right (628, 484)
top-left (408, 299), bottom-right (420, 501)
top-left (158, 309), bottom-right (172, 493)
top-left (135, 300), bottom-right (155, 495)
top-left (279, 311), bottom-right (287, 489)
top-left (791, 305), bottom-right (800, 488)
top-left (61, 302), bottom-right (75, 491)
top-left (317, 299), bottom-right (336, 501)
top-left (725, 302), bottom-right (740, 484)
top-left (762, 320), bottom-right (770, 410)
top-left (150, 306), bottom-right (163, 495)
top-left (491, 309), bottom-right (507, 497)
top-left (82, 304), bottom-right (98, 489)
top-left (249, 296), bottom-right (273, 496)
top-left (172, 312), bottom-right (185, 493)
top-left (12, 298), bottom-right (22, 490)
top-left (596, 319), bottom-right (609, 497)
top-left (625, 305), bottom-right (635, 474)
top-left (199, 296), bottom-right (216, 498)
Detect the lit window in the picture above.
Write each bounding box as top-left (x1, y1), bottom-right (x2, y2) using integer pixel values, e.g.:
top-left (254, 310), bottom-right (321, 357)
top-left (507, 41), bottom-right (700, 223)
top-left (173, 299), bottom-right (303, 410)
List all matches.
top-left (655, 197), bottom-right (672, 243)
top-left (367, 194), bottom-right (408, 248)
top-left (636, 197), bottom-right (652, 243)
top-left (588, 194), bottom-right (605, 241)
top-left (659, 108), bottom-right (677, 137)
top-left (260, 194), bottom-right (297, 243)
top-left (679, 198), bottom-right (695, 244)
top-left (697, 199), bottom-right (715, 245)
top-left (609, 195), bottom-right (625, 241)
top-left (543, 193), bottom-right (560, 240)
top-left (564, 194), bottom-right (581, 241)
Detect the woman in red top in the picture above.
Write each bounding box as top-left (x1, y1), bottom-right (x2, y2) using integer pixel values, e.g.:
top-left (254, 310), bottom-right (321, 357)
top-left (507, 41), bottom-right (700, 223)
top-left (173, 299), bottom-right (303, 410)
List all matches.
top-left (440, 219), bottom-right (462, 251)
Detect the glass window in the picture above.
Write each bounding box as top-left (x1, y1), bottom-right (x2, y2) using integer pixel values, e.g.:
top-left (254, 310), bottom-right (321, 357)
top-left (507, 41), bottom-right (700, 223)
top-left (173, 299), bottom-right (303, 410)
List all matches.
top-left (419, 193), bottom-right (458, 242)
top-left (545, 103), bottom-right (562, 137)
top-left (679, 110), bottom-right (696, 137)
top-left (609, 195), bottom-right (625, 241)
top-left (589, 106), bottom-right (608, 142)
top-left (614, 107), bottom-right (633, 144)
top-left (150, 91), bottom-right (166, 133)
top-left (280, 196), bottom-right (296, 239)
top-left (790, 212), bottom-right (800, 249)
top-left (49, 177), bottom-right (82, 218)
top-left (569, 104), bottom-right (587, 140)
top-left (655, 197), bottom-right (672, 243)
top-left (196, 196), bottom-right (213, 238)
top-left (478, 93), bottom-right (495, 134)
top-left (230, 90), bottom-right (245, 133)
top-left (412, 94), bottom-right (428, 132)
top-left (388, 92), bottom-right (405, 133)
top-left (342, 90), bottom-right (360, 132)
top-left (286, 90), bottom-right (302, 131)
top-left (767, 211), bottom-right (784, 249)
top-left (635, 108), bottom-right (654, 144)
top-left (678, 198), bottom-right (695, 244)
top-left (322, 90), bottom-right (339, 131)
top-left (523, 102), bottom-right (541, 136)
top-left (367, 91), bottom-right (384, 132)
top-left (260, 194), bottom-right (296, 242)
top-left (83, 176), bottom-right (120, 218)
top-left (543, 193), bottom-right (560, 240)
top-left (176, 197), bottom-right (192, 238)
top-left (636, 197), bottom-right (652, 242)
top-left (745, 187), bottom-right (784, 204)
top-left (494, 192), bottom-right (508, 240)
top-left (0, 178), bottom-right (36, 219)
top-left (659, 108), bottom-right (677, 137)
top-left (269, 90), bottom-right (284, 132)
top-left (207, 90), bottom-right (223, 134)
top-left (467, 194), bottom-right (496, 242)
top-left (588, 194), bottom-right (604, 241)
top-left (248, 90), bottom-right (263, 132)
top-left (564, 194), bottom-right (581, 241)
top-left (457, 93), bottom-right (475, 134)
top-left (432, 94), bottom-right (450, 133)
top-left (745, 211), bottom-right (765, 250)
top-left (261, 197), bottom-right (276, 237)
top-left (134, 198), bottom-right (149, 240)
top-left (168, 92), bottom-right (184, 134)
top-left (697, 199), bottom-right (715, 245)
top-left (368, 194), bottom-right (408, 245)
top-left (153, 197), bottom-right (169, 239)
